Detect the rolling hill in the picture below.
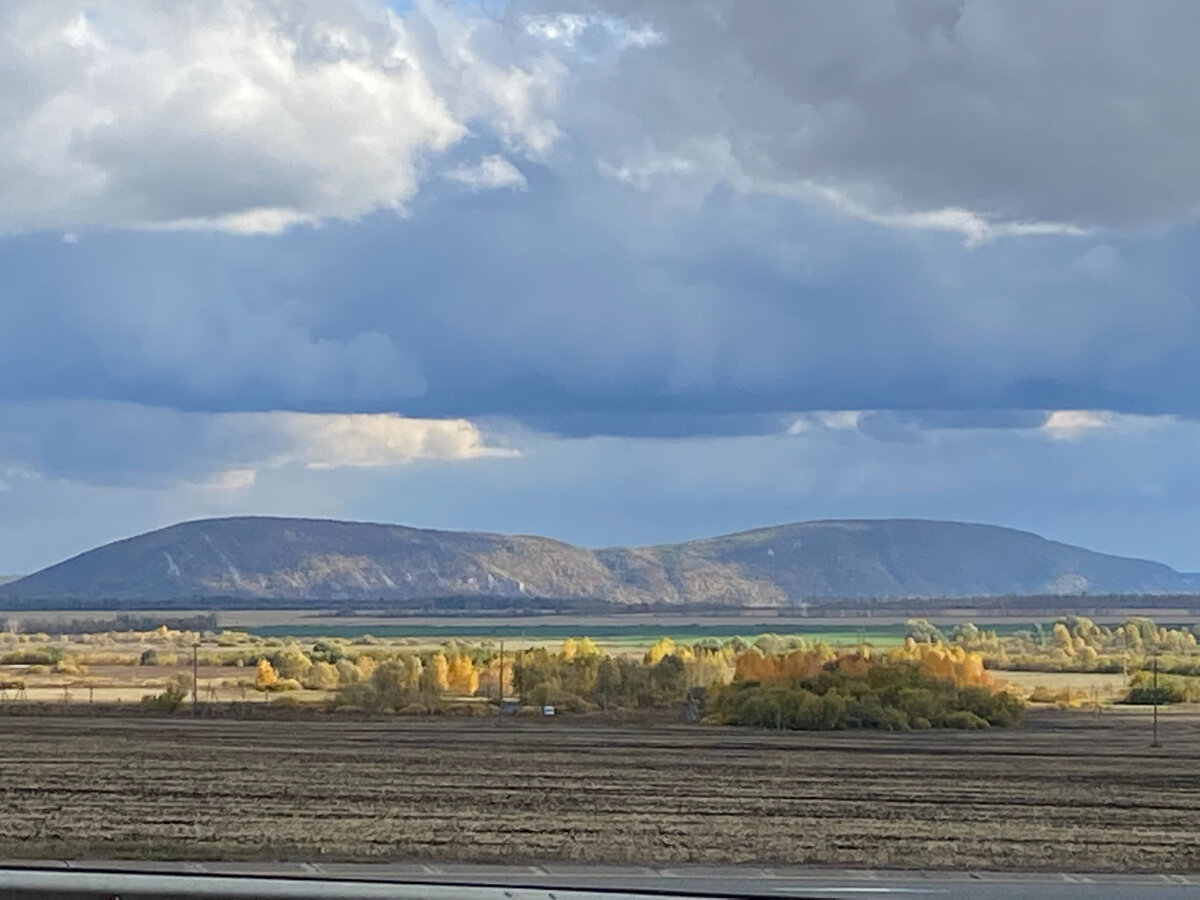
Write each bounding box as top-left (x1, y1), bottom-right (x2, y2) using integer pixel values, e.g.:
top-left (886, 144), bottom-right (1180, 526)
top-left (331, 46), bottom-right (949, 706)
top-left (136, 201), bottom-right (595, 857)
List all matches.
top-left (0, 516), bottom-right (1195, 608)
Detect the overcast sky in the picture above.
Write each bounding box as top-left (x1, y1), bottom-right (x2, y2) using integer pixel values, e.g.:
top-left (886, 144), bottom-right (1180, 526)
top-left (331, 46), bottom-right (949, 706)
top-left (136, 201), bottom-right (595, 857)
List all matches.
top-left (4, 0), bottom-right (1200, 573)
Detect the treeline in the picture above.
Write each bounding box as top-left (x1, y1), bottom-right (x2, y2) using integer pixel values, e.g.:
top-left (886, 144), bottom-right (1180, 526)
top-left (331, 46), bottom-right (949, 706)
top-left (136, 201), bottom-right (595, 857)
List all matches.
top-left (0, 597), bottom-right (266, 611)
top-left (909, 615), bottom-right (1200, 674)
top-left (328, 635), bottom-right (1022, 730)
top-left (813, 593), bottom-right (1200, 614)
top-left (2, 614), bottom-right (217, 635)
top-left (344, 598), bottom-right (787, 617)
top-left (8, 591), bottom-right (1200, 615)
top-left (905, 615), bottom-right (1200, 706)
top-left (0, 619), bottom-right (1025, 727)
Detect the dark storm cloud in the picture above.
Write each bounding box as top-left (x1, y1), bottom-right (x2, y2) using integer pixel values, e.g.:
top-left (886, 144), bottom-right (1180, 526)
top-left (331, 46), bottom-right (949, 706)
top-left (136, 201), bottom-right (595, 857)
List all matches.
top-left (1, 1), bottom-right (1200, 438)
top-left (521, 0), bottom-right (1200, 231)
top-left (4, 175), bottom-right (1199, 436)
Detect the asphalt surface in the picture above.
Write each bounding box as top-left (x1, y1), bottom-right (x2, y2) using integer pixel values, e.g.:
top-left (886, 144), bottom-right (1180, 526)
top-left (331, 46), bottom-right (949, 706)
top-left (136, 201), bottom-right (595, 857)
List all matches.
top-left (2, 863), bottom-right (1199, 899)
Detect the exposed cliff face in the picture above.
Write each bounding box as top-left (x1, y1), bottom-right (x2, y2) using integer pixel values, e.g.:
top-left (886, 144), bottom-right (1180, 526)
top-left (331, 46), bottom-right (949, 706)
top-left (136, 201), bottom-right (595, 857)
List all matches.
top-left (0, 516), bottom-right (1192, 606)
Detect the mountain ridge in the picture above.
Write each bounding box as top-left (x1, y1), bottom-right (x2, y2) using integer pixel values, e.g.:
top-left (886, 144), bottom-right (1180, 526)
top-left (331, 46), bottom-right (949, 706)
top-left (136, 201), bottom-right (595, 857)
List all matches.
top-left (1, 516), bottom-right (1195, 608)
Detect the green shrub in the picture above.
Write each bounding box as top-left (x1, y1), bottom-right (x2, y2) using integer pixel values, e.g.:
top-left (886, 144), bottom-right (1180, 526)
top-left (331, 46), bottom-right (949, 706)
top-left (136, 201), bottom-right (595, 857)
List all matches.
top-left (139, 648), bottom-right (178, 666)
top-left (1, 647), bottom-right (63, 666)
top-left (140, 672), bottom-right (192, 712)
top-left (1125, 684), bottom-right (1185, 704)
top-left (945, 710), bottom-right (990, 730)
top-left (141, 685), bottom-right (188, 712)
top-left (1122, 671), bottom-right (1200, 704)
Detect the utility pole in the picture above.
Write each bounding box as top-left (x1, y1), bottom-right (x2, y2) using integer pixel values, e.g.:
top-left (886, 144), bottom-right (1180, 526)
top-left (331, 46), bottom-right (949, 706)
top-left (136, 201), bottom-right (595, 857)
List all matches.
top-left (192, 642), bottom-right (200, 716)
top-left (1151, 648), bottom-right (1161, 748)
top-left (497, 639), bottom-right (504, 728)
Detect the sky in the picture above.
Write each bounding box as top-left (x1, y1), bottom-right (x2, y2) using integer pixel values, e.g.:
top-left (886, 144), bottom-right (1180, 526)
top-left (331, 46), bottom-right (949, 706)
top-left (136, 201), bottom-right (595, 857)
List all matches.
top-left (3, 0), bottom-right (1200, 573)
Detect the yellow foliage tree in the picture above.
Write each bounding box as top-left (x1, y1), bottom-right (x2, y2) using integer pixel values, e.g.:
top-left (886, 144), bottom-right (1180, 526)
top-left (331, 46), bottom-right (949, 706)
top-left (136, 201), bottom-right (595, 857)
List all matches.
top-left (1051, 623), bottom-right (1074, 656)
top-left (305, 661), bottom-right (340, 690)
top-left (254, 658), bottom-right (278, 690)
top-left (900, 643), bottom-right (991, 688)
top-left (427, 652), bottom-right (450, 692)
top-left (274, 643), bottom-right (313, 680)
top-left (354, 655), bottom-right (377, 681)
top-left (645, 637), bottom-right (677, 665)
top-left (400, 654), bottom-right (423, 689)
top-left (335, 658), bottom-right (360, 684)
top-left (446, 654), bottom-right (480, 695)
top-left (576, 636), bottom-right (602, 658)
top-left (685, 649), bottom-right (734, 688)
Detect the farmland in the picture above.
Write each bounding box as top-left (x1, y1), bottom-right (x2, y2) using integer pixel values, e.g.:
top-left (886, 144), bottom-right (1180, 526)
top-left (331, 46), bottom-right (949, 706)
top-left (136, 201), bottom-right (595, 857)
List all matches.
top-left (6, 613), bottom-right (1200, 711)
top-left (0, 711), bottom-right (1197, 871)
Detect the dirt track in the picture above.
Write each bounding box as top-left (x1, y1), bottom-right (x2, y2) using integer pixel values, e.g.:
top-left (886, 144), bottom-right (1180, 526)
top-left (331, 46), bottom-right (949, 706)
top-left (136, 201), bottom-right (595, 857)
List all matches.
top-left (0, 710), bottom-right (1197, 871)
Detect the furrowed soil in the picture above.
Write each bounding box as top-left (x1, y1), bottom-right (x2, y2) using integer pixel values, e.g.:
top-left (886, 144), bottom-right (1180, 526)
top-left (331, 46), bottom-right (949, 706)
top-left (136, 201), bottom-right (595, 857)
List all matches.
top-left (0, 710), bottom-right (1196, 871)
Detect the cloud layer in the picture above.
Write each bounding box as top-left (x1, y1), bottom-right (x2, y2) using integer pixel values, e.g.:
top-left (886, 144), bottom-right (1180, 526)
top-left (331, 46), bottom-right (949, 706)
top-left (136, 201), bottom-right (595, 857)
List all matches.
top-left (4, 1), bottom-right (1200, 574)
top-left (527, 0), bottom-right (1200, 236)
top-left (0, 402), bottom-right (510, 490)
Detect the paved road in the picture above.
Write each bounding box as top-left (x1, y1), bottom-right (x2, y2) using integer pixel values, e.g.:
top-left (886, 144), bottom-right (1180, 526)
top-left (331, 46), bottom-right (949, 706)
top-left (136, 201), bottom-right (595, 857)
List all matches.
top-left (2, 863), bottom-right (1199, 899)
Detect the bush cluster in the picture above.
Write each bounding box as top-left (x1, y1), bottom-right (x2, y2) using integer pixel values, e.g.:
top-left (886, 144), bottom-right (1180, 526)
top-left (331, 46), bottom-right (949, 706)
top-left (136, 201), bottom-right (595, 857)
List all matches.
top-left (708, 660), bottom-right (1023, 731)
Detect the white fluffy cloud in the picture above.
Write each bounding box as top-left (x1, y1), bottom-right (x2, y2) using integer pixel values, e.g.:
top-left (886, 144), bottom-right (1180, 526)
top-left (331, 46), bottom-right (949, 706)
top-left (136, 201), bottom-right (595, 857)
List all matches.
top-left (0, 0), bottom-right (561, 233)
top-left (270, 411), bottom-right (518, 469)
top-left (1039, 410), bottom-right (1172, 442)
top-left (445, 155), bottom-right (527, 191)
top-left (0, 402), bottom-right (513, 489)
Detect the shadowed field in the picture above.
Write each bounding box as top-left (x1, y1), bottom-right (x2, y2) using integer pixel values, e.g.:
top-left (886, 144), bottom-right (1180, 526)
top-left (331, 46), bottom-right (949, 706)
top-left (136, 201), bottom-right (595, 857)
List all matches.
top-left (0, 710), bottom-right (1196, 871)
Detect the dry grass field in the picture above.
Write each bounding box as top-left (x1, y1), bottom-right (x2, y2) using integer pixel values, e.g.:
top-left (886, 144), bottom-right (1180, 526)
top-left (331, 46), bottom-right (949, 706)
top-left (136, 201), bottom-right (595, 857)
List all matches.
top-left (0, 710), bottom-right (1197, 872)
top-left (993, 670), bottom-right (1129, 699)
top-left (6, 665), bottom-right (327, 706)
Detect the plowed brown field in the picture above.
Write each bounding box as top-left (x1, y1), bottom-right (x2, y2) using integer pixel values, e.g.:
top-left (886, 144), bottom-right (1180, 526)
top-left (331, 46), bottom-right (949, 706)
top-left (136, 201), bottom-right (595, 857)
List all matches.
top-left (0, 710), bottom-right (1196, 871)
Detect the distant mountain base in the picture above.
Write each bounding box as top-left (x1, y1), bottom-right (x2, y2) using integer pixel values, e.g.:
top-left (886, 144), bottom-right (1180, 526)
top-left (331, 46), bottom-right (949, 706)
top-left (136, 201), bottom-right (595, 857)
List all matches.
top-left (5, 592), bottom-right (1200, 618)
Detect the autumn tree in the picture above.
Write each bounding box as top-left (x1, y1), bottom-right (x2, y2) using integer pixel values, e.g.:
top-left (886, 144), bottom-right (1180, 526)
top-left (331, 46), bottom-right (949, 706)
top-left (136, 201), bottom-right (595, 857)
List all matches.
top-left (649, 654), bottom-right (688, 704)
top-left (254, 658), bottom-right (278, 690)
top-left (304, 661), bottom-right (340, 690)
top-left (645, 637), bottom-right (678, 665)
top-left (354, 655), bottom-right (378, 681)
top-left (685, 646), bottom-right (735, 689)
top-left (477, 655), bottom-right (513, 699)
top-left (272, 643), bottom-right (313, 681)
top-left (446, 654), bottom-right (480, 695)
top-left (335, 658), bottom-right (360, 685)
top-left (594, 656), bottom-right (622, 708)
top-left (905, 619), bottom-right (945, 643)
top-left (422, 652), bottom-right (449, 695)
